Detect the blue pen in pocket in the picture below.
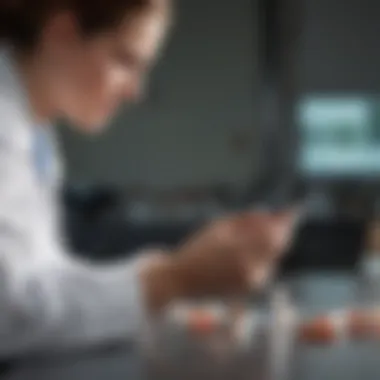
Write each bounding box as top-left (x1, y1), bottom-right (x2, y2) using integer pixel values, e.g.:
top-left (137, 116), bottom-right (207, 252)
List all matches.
top-left (33, 126), bottom-right (53, 184)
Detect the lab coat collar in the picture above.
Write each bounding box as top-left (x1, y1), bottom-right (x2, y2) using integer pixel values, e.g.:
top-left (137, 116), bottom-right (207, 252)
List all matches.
top-left (0, 45), bottom-right (56, 151)
top-left (0, 45), bottom-right (64, 186)
top-left (0, 45), bottom-right (44, 131)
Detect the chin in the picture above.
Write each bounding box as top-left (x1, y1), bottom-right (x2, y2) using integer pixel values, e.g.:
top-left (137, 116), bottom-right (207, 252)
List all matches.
top-left (73, 113), bottom-right (111, 135)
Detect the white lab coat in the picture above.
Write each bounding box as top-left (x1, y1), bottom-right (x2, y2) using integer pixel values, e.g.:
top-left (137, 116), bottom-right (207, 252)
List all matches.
top-left (0, 46), bottom-right (146, 357)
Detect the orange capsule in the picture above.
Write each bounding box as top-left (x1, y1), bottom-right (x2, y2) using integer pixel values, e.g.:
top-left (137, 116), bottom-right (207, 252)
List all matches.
top-left (348, 309), bottom-right (373, 338)
top-left (187, 310), bottom-right (220, 336)
top-left (349, 308), bottom-right (380, 339)
top-left (298, 316), bottom-right (338, 344)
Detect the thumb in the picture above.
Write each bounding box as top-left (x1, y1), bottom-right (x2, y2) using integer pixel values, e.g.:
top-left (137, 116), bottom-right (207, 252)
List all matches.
top-left (269, 210), bottom-right (299, 251)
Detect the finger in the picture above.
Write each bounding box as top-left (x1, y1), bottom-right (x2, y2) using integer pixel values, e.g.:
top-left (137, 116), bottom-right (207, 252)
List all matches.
top-left (246, 259), bottom-right (275, 290)
top-left (269, 213), bottom-right (298, 251)
top-left (231, 213), bottom-right (273, 244)
top-left (273, 208), bottom-right (301, 229)
top-left (240, 215), bottom-right (282, 257)
top-left (227, 212), bottom-right (293, 259)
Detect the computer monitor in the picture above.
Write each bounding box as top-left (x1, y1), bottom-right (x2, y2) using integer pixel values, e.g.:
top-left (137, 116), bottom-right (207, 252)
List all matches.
top-left (297, 96), bottom-right (380, 180)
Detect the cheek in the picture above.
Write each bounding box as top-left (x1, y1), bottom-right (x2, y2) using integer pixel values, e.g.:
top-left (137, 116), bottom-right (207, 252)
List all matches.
top-left (60, 64), bottom-right (111, 128)
top-left (68, 62), bottom-right (118, 125)
top-left (81, 61), bottom-right (131, 109)
top-left (58, 46), bottom-right (136, 127)
top-left (78, 60), bottom-right (111, 100)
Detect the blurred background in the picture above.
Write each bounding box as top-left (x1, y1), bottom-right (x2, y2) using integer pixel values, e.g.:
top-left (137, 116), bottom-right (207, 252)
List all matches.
top-left (11, 1), bottom-right (380, 379)
top-left (58, 0), bottom-right (380, 276)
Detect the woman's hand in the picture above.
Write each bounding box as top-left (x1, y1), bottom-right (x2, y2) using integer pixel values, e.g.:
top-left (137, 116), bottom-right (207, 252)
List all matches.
top-left (140, 211), bottom-right (296, 312)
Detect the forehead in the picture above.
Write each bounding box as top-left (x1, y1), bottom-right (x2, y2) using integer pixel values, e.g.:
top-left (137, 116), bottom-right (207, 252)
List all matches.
top-left (114, 11), bottom-right (169, 62)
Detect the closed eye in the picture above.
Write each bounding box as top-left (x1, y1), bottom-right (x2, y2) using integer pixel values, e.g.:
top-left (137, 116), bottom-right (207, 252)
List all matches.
top-left (113, 49), bottom-right (145, 72)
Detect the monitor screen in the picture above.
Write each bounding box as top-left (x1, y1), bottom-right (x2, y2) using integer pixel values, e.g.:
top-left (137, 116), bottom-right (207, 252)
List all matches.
top-left (298, 96), bottom-right (380, 178)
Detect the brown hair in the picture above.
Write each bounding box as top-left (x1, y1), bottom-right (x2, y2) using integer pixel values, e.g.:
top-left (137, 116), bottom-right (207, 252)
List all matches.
top-left (0, 0), bottom-right (170, 51)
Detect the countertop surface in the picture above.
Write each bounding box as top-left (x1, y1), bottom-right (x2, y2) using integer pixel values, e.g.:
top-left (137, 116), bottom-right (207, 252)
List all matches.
top-left (3, 272), bottom-right (380, 380)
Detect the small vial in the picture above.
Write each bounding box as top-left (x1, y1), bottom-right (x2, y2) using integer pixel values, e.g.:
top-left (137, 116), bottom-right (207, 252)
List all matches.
top-left (359, 203), bottom-right (380, 304)
top-left (268, 285), bottom-right (298, 380)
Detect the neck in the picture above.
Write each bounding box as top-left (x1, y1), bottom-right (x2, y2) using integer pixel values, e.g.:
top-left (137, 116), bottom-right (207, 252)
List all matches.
top-left (14, 49), bottom-right (56, 125)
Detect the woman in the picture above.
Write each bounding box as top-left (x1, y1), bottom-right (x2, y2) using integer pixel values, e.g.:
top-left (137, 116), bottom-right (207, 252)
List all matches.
top-left (0, 0), bottom-right (293, 357)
